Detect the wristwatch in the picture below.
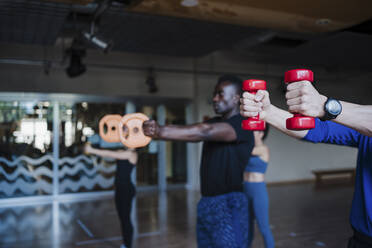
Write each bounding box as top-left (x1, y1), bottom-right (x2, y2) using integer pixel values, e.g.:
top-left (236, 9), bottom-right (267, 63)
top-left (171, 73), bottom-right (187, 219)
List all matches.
top-left (320, 97), bottom-right (342, 121)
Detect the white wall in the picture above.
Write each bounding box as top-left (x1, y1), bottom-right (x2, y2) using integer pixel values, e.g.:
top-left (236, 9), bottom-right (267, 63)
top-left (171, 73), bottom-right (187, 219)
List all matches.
top-left (1, 43), bottom-right (371, 186)
top-left (266, 129), bottom-right (358, 182)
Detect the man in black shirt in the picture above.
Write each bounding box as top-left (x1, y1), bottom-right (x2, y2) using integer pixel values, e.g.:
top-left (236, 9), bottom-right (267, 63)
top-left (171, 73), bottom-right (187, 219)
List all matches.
top-left (143, 75), bottom-right (254, 247)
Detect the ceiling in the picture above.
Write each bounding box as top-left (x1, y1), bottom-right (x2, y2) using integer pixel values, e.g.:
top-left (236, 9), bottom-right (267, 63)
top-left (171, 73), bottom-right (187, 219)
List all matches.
top-left (0, 0), bottom-right (372, 68)
top-left (50, 0), bottom-right (372, 33)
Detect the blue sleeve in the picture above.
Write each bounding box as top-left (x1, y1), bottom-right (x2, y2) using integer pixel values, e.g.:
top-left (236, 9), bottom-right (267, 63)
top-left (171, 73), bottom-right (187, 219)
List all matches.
top-left (303, 118), bottom-right (361, 147)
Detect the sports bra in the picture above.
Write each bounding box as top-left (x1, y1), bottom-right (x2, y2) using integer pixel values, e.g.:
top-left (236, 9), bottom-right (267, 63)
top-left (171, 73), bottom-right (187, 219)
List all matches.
top-left (244, 155), bottom-right (268, 173)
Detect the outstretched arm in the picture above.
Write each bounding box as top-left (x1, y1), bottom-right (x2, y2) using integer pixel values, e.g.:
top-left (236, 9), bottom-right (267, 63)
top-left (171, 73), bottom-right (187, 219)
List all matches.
top-left (84, 144), bottom-right (138, 163)
top-left (143, 120), bottom-right (237, 142)
top-left (241, 81), bottom-right (372, 138)
top-left (240, 90), bottom-right (309, 139)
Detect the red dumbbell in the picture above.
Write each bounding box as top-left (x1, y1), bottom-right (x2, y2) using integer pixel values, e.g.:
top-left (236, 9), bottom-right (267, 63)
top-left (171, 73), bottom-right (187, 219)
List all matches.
top-left (242, 79), bottom-right (267, 130)
top-left (284, 69), bottom-right (315, 130)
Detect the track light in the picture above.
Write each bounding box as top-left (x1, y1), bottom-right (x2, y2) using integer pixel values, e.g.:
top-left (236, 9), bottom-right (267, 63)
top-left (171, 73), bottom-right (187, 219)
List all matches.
top-left (65, 45), bottom-right (86, 78)
top-left (82, 31), bottom-right (113, 53)
top-left (43, 60), bottom-right (51, 75)
top-left (146, 68), bottom-right (158, 93)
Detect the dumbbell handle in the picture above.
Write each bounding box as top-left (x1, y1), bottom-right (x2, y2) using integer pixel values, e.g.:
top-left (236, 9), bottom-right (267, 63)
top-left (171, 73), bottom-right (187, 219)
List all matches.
top-left (242, 80), bottom-right (266, 131)
top-left (284, 69), bottom-right (315, 130)
top-left (248, 90), bottom-right (261, 120)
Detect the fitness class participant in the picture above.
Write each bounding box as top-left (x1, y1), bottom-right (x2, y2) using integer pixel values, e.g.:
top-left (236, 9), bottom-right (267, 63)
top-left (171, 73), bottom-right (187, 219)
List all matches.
top-left (143, 75), bottom-right (254, 247)
top-left (240, 73), bottom-right (372, 248)
top-left (84, 141), bottom-right (138, 248)
top-left (244, 126), bottom-right (275, 248)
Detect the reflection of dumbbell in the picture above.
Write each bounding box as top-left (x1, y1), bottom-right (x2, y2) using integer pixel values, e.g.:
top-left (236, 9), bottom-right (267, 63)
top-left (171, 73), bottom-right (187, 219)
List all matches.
top-left (242, 79), bottom-right (267, 130)
top-left (284, 69), bottom-right (315, 130)
top-left (99, 113), bottom-right (152, 148)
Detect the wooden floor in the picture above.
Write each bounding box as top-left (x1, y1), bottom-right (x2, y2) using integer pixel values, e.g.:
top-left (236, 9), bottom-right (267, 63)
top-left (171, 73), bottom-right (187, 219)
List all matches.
top-left (0, 183), bottom-right (354, 248)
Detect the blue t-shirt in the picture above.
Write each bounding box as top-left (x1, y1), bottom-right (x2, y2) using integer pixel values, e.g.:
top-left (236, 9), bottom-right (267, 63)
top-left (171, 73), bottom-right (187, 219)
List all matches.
top-left (245, 156), bottom-right (268, 173)
top-left (303, 118), bottom-right (372, 237)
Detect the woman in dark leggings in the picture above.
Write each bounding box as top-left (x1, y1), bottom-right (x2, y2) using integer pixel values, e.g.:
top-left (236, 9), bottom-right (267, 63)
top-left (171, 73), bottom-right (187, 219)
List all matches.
top-left (85, 144), bottom-right (138, 248)
top-left (243, 126), bottom-right (275, 248)
top-left (115, 159), bottom-right (136, 248)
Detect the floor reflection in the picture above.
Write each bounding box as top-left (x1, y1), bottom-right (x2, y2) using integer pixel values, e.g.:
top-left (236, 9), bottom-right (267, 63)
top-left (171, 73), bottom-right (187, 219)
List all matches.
top-left (0, 183), bottom-right (354, 248)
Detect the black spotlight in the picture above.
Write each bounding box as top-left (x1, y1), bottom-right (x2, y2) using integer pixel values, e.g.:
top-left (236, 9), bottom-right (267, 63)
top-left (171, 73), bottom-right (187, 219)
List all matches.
top-left (146, 68), bottom-right (158, 93)
top-left (65, 47), bottom-right (86, 78)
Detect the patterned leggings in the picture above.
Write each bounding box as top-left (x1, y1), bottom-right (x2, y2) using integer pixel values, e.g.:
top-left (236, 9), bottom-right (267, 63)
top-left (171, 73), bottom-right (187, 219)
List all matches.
top-left (197, 192), bottom-right (248, 248)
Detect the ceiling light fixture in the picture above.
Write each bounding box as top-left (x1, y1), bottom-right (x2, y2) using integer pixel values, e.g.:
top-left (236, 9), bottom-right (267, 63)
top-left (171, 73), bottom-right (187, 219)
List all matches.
top-left (180, 0), bottom-right (199, 7)
top-left (82, 30), bottom-right (113, 53)
top-left (66, 49), bottom-right (86, 78)
top-left (65, 40), bottom-right (87, 78)
top-left (80, 0), bottom-right (114, 53)
top-left (145, 67), bottom-right (158, 93)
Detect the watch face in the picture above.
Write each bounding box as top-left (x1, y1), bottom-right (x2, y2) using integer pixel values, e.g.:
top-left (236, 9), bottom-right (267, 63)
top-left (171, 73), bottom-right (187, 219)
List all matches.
top-left (326, 99), bottom-right (342, 115)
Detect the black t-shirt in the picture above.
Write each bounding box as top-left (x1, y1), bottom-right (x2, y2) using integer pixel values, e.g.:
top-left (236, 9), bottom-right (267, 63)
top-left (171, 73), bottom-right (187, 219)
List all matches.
top-left (200, 114), bottom-right (254, 196)
top-left (115, 160), bottom-right (135, 185)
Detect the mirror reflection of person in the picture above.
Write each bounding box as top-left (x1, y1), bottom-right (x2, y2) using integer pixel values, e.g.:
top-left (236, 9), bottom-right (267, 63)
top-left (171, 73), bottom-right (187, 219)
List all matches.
top-left (84, 143), bottom-right (137, 248)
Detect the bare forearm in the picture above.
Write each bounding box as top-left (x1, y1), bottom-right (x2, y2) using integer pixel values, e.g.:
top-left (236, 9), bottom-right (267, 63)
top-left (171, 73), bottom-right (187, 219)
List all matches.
top-left (157, 124), bottom-right (211, 142)
top-left (88, 147), bottom-right (132, 160)
top-left (240, 90), bottom-right (309, 139)
top-left (265, 105), bottom-right (309, 139)
top-left (334, 102), bottom-right (372, 137)
top-left (156, 123), bottom-right (236, 142)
